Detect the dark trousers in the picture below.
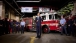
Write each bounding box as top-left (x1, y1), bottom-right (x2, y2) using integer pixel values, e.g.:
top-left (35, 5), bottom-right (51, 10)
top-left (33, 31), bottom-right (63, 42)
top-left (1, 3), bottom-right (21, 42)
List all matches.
top-left (16, 26), bottom-right (19, 33)
top-left (0, 27), bottom-right (4, 35)
top-left (61, 25), bottom-right (67, 35)
top-left (5, 27), bottom-right (9, 34)
top-left (36, 26), bottom-right (41, 37)
top-left (72, 25), bottom-right (76, 36)
top-left (67, 26), bottom-right (72, 35)
top-left (11, 26), bottom-right (15, 33)
top-left (21, 26), bottom-right (24, 34)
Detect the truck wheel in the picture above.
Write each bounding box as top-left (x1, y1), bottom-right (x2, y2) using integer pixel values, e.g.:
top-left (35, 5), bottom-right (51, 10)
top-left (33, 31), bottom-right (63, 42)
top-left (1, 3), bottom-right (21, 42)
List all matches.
top-left (42, 25), bottom-right (50, 33)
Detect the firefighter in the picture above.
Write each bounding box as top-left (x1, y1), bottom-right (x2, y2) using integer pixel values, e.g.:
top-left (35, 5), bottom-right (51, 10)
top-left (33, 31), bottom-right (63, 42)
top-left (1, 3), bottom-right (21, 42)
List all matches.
top-left (20, 19), bottom-right (25, 34)
top-left (35, 12), bottom-right (42, 38)
top-left (10, 20), bottom-right (14, 33)
top-left (15, 20), bottom-right (20, 33)
top-left (4, 18), bottom-right (10, 34)
top-left (72, 17), bottom-right (76, 36)
top-left (67, 16), bottom-right (73, 36)
top-left (0, 16), bottom-right (4, 35)
top-left (60, 16), bottom-right (67, 35)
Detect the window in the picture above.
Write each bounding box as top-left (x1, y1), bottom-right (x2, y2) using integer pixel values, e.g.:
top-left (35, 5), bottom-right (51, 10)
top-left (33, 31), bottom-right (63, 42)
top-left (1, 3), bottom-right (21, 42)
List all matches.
top-left (55, 14), bottom-right (60, 19)
top-left (42, 16), bottom-right (46, 20)
top-left (49, 15), bottom-right (52, 19)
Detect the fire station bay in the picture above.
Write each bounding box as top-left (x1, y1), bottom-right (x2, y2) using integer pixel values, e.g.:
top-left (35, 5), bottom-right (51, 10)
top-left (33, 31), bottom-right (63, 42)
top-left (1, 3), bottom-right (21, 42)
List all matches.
top-left (0, 0), bottom-right (76, 43)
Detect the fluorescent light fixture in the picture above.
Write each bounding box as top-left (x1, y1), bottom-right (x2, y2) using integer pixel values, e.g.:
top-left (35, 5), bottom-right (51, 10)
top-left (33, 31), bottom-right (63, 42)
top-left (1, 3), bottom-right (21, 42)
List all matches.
top-left (21, 7), bottom-right (33, 13)
top-left (16, 0), bottom-right (41, 2)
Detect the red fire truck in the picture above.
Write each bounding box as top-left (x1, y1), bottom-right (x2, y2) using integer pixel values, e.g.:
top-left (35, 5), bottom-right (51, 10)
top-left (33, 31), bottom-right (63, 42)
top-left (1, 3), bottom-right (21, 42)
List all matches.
top-left (24, 10), bottom-right (61, 33)
top-left (23, 17), bottom-right (33, 31)
top-left (32, 12), bottom-right (60, 33)
top-left (40, 12), bottom-right (60, 33)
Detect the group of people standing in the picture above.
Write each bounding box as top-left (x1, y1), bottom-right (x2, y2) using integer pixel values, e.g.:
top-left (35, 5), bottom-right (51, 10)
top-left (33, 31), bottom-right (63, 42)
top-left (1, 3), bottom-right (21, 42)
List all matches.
top-left (0, 13), bottom-right (76, 39)
top-left (0, 12), bottom-right (42, 39)
top-left (60, 15), bottom-right (76, 36)
top-left (0, 17), bottom-right (10, 36)
top-left (9, 19), bottom-right (26, 34)
top-left (0, 16), bottom-right (26, 36)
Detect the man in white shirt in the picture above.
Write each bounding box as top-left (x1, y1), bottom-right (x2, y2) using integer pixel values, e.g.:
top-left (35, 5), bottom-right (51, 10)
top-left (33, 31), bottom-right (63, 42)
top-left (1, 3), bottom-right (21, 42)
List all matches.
top-left (20, 19), bottom-right (25, 34)
top-left (60, 16), bottom-right (67, 35)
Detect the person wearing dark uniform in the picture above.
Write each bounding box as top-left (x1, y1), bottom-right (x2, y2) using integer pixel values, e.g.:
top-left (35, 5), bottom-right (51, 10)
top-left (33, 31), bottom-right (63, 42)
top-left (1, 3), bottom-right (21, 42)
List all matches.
top-left (0, 16), bottom-right (4, 35)
top-left (67, 16), bottom-right (73, 36)
top-left (10, 20), bottom-right (14, 33)
top-left (72, 17), bottom-right (76, 36)
top-left (35, 13), bottom-right (42, 38)
top-left (15, 21), bottom-right (20, 33)
top-left (4, 18), bottom-right (10, 34)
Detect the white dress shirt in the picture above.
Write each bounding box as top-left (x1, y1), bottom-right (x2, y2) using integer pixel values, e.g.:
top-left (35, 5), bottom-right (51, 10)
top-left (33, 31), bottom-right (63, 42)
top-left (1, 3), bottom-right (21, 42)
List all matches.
top-left (20, 21), bottom-right (25, 27)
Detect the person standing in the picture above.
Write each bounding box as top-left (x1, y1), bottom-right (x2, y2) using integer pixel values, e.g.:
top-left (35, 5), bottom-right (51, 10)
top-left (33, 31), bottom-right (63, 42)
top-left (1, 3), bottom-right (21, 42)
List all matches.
top-left (60, 16), bottom-right (67, 35)
top-left (35, 12), bottom-right (42, 38)
top-left (20, 19), bottom-right (25, 34)
top-left (10, 20), bottom-right (14, 33)
top-left (0, 16), bottom-right (4, 35)
top-left (15, 21), bottom-right (20, 33)
top-left (4, 18), bottom-right (10, 34)
top-left (72, 17), bottom-right (76, 36)
top-left (67, 16), bottom-right (73, 36)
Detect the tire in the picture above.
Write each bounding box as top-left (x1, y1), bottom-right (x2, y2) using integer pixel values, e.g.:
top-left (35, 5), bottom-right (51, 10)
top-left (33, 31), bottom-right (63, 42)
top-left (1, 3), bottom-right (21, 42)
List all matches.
top-left (42, 25), bottom-right (50, 33)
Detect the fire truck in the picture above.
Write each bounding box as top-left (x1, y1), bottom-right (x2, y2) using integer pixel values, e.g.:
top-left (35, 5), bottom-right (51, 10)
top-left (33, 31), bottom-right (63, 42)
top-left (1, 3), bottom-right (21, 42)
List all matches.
top-left (24, 10), bottom-right (61, 33)
top-left (32, 12), bottom-right (60, 33)
top-left (40, 12), bottom-right (60, 33)
top-left (23, 17), bottom-right (33, 31)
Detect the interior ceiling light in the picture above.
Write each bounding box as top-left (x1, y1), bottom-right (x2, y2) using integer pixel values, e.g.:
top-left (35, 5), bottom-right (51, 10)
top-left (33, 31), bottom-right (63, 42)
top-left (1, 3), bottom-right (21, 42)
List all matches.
top-left (16, 0), bottom-right (41, 2)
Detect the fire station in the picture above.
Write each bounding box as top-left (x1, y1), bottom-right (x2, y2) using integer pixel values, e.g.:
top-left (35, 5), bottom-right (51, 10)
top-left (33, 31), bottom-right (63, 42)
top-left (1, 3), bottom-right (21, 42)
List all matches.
top-left (0, 0), bottom-right (76, 43)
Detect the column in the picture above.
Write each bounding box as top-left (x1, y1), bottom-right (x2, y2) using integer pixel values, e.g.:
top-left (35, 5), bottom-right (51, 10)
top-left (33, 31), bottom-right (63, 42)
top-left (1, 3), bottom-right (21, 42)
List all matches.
top-left (0, 1), bottom-right (5, 19)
